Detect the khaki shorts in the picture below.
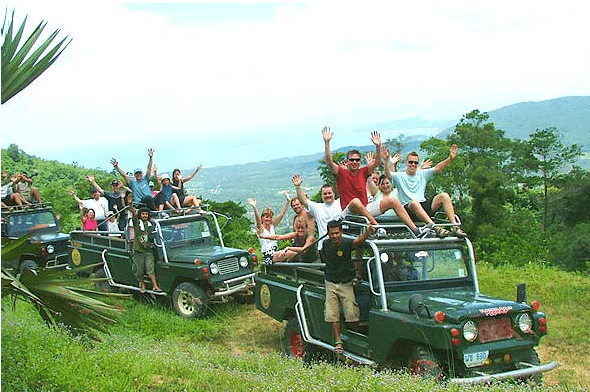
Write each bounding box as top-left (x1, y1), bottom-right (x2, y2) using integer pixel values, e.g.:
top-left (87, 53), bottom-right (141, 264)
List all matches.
top-left (324, 280), bottom-right (359, 323)
top-left (133, 251), bottom-right (155, 278)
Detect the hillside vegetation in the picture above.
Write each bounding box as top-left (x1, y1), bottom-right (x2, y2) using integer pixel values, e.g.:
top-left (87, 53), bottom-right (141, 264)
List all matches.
top-left (2, 263), bottom-right (588, 390)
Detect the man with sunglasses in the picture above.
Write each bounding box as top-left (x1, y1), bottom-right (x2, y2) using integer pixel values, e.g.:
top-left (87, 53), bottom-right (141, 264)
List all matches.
top-left (323, 126), bottom-right (382, 209)
top-left (385, 144), bottom-right (467, 238)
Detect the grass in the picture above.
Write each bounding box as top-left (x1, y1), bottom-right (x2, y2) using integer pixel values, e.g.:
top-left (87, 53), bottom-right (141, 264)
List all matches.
top-left (2, 264), bottom-right (589, 391)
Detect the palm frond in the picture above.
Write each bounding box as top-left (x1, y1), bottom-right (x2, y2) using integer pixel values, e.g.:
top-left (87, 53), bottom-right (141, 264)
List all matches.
top-left (2, 261), bottom-right (127, 341)
top-left (1, 9), bottom-right (71, 104)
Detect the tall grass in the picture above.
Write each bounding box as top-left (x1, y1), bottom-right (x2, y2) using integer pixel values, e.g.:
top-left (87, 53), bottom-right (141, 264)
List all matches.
top-left (2, 264), bottom-right (589, 391)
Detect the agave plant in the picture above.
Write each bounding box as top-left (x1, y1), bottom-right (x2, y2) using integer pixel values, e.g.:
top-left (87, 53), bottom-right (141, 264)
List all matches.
top-left (1, 8), bottom-right (71, 104)
top-left (1, 264), bottom-right (126, 341)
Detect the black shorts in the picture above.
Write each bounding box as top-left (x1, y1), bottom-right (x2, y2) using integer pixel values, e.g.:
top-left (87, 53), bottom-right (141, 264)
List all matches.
top-left (404, 200), bottom-right (432, 220)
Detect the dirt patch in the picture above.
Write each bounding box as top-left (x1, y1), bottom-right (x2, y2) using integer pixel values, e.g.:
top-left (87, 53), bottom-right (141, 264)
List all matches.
top-left (221, 304), bottom-right (284, 356)
top-left (538, 343), bottom-right (590, 388)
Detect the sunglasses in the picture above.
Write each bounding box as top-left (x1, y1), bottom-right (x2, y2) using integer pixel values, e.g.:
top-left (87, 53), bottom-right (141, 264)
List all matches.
top-left (348, 158), bottom-right (361, 162)
top-left (407, 160), bottom-right (419, 165)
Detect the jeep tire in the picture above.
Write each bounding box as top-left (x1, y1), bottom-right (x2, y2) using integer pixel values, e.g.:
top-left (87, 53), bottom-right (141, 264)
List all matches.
top-left (19, 259), bottom-right (39, 274)
top-left (283, 318), bottom-right (306, 358)
top-left (172, 282), bottom-right (208, 319)
top-left (94, 267), bottom-right (113, 292)
top-left (408, 345), bottom-right (444, 380)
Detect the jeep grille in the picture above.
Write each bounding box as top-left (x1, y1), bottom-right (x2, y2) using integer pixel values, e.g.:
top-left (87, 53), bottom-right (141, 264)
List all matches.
top-left (478, 316), bottom-right (515, 343)
top-left (217, 258), bottom-right (239, 274)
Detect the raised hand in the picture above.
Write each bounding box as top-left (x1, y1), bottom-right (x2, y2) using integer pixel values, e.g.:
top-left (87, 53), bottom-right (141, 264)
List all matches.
top-left (279, 190), bottom-right (291, 200)
top-left (380, 145), bottom-right (390, 161)
top-left (449, 144), bottom-right (458, 160)
top-left (67, 189), bottom-right (75, 196)
top-left (392, 152), bottom-right (401, 165)
top-left (420, 159), bottom-right (433, 169)
top-left (111, 158), bottom-right (118, 167)
top-left (370, 131), bottom-right (382, 146)
top-left (86, 174), bottom-right (95, 182)
top-left (247, 198), bottom-right (257, 208)
top-left (291, 174), bottom-right (302, 187)
top-left (148, 148), bottom-right (154, 158)
top-left (322, 126), bottom-right (333, 143)
top-left (365, 151), bottom-right (375, 166)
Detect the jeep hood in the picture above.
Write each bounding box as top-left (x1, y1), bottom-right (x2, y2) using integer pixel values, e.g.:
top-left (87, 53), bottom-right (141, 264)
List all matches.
top-left (32, 232), bottom-right (70, 243)
top-left (388, 289), bottom-right (530, 322)
top-left (165, 245), bottom-right (247, 263)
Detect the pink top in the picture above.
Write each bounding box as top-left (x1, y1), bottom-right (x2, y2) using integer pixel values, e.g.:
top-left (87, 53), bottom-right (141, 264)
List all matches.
top-left (83, 218), bottom-right (98, 231)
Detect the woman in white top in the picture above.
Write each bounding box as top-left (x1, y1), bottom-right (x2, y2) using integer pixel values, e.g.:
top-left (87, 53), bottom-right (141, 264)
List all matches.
top-left (247, 192), bottom-right (290, 265)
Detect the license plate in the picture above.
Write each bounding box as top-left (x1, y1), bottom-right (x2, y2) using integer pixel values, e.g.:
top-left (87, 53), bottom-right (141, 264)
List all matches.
top-left (464, 350), bottom-right (489, 368)
top-left (479, 317), bottom-right (514, 343)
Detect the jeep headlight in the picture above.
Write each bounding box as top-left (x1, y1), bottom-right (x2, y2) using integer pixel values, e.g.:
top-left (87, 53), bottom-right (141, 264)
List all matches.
top-left (46, 245), bottom-right (55, 254)
top-left (463, 320), bottom-right (478, 342)
top-left (516, 313), bottom-right (532, 333)
top-left (239, 256), bottom-right (249, 268)
top-left (209, 262), bottom-right (219, 275)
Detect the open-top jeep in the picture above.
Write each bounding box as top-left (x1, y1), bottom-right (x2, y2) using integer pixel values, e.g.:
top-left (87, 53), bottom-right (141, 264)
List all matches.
top-left (68, 206), bottom-right (257, 318)
top-left (255, 216), bottom-right (557, 385)
top-left (1, 204), bottom-right (69, 272)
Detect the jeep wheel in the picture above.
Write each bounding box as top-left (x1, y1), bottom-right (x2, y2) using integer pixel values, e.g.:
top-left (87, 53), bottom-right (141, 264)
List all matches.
top-left (94, 268), bottom-right (113, 292)
top-left (283, 319), bottom-right (306, 358)
top-left (408, 345), bottom-right (444, 380)
top-left (19, 260), bottom-right (39, 274)
top-left (172, 282), bottom-right (208, 319)
top-left (518, 348), bottom-right (542, 386)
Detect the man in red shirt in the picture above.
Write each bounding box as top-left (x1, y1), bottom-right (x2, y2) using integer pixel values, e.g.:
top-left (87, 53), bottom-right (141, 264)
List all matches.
top-left (323, 126), bottom-right (381, 209)
top-left (322, 126), bottom-right (424, 237)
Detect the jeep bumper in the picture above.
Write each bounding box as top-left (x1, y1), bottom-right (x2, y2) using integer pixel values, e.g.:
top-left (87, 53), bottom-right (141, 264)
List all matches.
top-left (212, 273), bottom-right (256, 297)
top-left (448, 360), bottom-right (559, 385)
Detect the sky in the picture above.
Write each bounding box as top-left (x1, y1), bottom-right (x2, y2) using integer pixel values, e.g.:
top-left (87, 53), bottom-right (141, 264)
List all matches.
top-left (2, 1), bottom-right (589, 173)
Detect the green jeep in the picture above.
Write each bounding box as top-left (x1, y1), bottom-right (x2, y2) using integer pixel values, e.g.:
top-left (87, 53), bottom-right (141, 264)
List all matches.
top-left (1, 205), bottom-right (70, 272)
top-left (254, 216), bottom-right (557, 385)
top-left (68, 207), bottom-right (257, 318)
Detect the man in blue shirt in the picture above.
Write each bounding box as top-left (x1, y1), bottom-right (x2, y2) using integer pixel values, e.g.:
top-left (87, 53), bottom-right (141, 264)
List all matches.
top-left (385, 144), bottom-right (466, 238)
top-left (111, 148), bottom-right (156, 211)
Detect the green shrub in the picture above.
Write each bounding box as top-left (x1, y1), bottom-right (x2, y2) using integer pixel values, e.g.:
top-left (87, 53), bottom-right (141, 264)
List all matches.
top-left (475, 209), bottom-right (548, 267)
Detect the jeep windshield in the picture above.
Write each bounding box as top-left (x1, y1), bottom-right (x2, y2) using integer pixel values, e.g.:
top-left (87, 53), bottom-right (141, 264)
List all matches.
top-left (159, 219), bottom-right (215, 247)
top-left (4, 210), bottom-right (60, 237)
top-left (376, 244), bottom-right (473, 286)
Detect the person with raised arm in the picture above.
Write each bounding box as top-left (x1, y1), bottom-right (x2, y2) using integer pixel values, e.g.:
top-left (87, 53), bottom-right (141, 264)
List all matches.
top-left (385, 144), bottom-right (466, 238)
top-left (259, 216), bottom-right (319, 263)
top-left (127, 193), bottom-right (161, 293)
top-left (247, 192), bottom-right (290, 265)
top-left (172, 166), bottom-right (203, 209)
top-left (321, 219), bottom-right (374, 354)
top-left (111, 148), bottom-right (157, 211)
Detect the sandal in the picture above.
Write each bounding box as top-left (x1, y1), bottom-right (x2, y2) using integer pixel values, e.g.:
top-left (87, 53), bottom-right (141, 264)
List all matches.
top-left (434, 226), bottom-right (450, 238)
top-left (139, 282), bottom-right (146, 293)
top-left (451, 226), bottom-right (467, 238)
top-left (334, 341), bottom-right (343, 354)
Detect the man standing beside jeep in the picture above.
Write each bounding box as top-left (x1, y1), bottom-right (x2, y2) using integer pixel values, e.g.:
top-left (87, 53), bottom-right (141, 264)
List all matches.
top-left (320, 219), bottom-right (374, 354)
top-left (127, 193), bottom-right (161, 293)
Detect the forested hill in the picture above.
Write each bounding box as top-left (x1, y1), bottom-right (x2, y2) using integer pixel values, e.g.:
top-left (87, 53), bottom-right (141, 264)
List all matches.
top-left (188, 96), bottom-right (590, 220)
top-left (437, 96), bottom-right (590, 151)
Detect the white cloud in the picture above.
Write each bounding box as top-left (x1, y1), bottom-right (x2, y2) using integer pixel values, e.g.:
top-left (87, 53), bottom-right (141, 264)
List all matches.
top-left (2, 1), bottom-right (589, 169)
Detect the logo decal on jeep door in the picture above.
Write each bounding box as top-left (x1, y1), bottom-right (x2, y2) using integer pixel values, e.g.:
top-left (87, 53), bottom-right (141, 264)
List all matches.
top-left (71, 249), bottom-right (81, 266)
top-left (260, 284), bottom-right (271, 309)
